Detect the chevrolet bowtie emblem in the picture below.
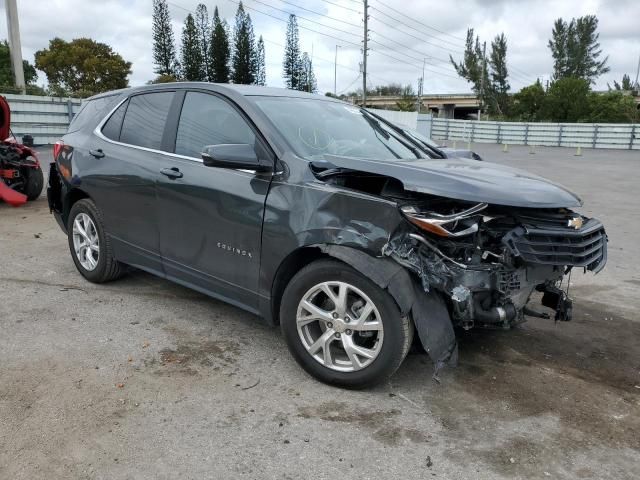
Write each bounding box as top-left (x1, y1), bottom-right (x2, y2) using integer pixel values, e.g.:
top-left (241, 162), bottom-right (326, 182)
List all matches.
top-left (567, 217), bottom-right (583, 229)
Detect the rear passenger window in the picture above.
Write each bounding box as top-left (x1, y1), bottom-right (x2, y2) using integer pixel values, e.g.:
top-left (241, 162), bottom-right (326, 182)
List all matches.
top-left (120, 92), bottom-right (174, 150)
top-left (175, 92), bottom-right (255, 158)
top-left (68, 95), bottom-right (117, 133)
top-left (101, 100), bottom-right (128, 141)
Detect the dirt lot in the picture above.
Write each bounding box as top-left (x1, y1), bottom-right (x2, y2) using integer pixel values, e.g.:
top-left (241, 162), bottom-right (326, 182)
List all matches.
top-left (1, 145), bottom-right (639, 479)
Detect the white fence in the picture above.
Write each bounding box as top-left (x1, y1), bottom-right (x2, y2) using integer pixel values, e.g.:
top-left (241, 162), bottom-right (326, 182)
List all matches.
top-left (4, 93), bottom-right (82, 145)
top-left (430, 118), bottom-right (640, 150)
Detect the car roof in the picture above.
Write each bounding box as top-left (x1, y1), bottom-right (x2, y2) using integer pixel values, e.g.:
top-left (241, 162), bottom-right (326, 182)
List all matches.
top-left (86, 82), bottom-right (344, 103)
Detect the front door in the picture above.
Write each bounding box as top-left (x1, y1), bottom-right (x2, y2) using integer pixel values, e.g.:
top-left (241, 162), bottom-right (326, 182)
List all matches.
top-left (156, 90), bottom-right (273, 313)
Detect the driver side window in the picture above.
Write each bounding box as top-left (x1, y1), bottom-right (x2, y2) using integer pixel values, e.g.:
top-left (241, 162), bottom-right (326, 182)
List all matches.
top-left (175, 92), bottom-right (255, 159)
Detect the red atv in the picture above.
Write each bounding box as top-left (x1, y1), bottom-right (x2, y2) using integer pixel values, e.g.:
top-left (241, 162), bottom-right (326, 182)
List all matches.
top-left (0, 95), bottom-right (44, 207)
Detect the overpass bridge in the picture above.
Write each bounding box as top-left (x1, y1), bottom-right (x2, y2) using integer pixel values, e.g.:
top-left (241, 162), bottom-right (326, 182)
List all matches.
top-left (349, 92), bottom-right (640, 119)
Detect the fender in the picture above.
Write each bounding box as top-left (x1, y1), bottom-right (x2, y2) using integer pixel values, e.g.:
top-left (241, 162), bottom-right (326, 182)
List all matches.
top-left (319, 244), bottom-right (457, 372)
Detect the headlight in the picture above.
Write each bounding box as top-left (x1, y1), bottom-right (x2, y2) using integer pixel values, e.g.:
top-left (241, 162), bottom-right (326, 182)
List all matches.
top-left (401, 202), bottom-right (487, 238)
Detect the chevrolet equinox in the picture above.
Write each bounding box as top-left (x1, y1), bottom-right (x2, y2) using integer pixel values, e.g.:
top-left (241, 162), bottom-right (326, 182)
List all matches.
top-left (47, 83), bottom-right (607, 388)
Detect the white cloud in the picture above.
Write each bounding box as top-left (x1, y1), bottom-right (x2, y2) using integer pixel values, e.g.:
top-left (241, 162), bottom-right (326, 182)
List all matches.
top-left (1, 0), bottom-right (638, 94)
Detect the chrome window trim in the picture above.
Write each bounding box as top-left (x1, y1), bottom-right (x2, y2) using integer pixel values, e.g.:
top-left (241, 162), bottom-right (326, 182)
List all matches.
top-left (92, 95), bottom-right (268, 174)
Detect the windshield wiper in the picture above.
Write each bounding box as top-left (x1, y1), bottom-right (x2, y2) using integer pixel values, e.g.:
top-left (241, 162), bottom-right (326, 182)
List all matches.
top-left (360, 110), bottom-right (424, 159)
top-left (364, 110), bottom-right (446, 159)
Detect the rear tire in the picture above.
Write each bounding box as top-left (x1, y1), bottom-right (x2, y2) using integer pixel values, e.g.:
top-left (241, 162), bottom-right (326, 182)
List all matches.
top-left (280, 259), bottom-right (412, 389)
top-left (21, 166), bottom-right (44, 201)
top-left (67, 199), bottom-right (124, 283)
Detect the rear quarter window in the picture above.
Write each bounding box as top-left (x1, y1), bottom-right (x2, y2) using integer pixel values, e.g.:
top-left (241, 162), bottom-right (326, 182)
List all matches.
top-left (119, 92), bottom-right (174, 150)
top-left (67, 95), bottom-right (118, 133)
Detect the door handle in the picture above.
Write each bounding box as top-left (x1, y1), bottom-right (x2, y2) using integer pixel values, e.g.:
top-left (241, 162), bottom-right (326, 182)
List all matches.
top-left (89, 149), bottom-right (105, 159)
top-left (160, 167), bottom-right (183, 179)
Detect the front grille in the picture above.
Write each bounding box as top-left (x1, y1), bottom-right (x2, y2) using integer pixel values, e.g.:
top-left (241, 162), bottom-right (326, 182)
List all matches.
top-left (503, 217), bottom-right (607, 272)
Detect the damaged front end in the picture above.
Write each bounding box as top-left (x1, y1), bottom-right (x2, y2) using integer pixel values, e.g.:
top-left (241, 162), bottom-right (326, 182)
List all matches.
top-left (383, 197), bottom-right (607, 330)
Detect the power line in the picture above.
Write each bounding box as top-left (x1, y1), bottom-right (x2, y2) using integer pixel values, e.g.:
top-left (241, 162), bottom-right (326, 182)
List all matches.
top-left (373, 0), bottom-right (466, 43)
top-left (318, 0), bottom-right (361, 15)
top-left (369, 13), bottom-right (464, 55)
top-left (249, 0), bottom-right (361, 39)
top-left (369, 29), bottom-right (456, 66)
top-left (275, 0), bottom-right (361, 29)
top-left (369, 5), bottom-right (464, 52)
top-left (225, 0), bottom-right (362, 47)
top-left (369, 39), bottom-right (458, 77)
top-left (369, 48), bottom-right (462, 80)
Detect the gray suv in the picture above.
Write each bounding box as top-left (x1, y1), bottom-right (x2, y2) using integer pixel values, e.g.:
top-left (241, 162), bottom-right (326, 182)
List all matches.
top-left (48, 83), bottom-right (607, 388)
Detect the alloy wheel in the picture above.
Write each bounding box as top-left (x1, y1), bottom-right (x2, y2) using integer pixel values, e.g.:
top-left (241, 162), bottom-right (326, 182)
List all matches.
top-left (72, 213), bottom-right (100, 271)
top-left (296, 281), bottom-right (384, 372)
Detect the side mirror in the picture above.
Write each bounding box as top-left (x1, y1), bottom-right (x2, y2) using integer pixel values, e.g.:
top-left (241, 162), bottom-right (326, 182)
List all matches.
top-left (201, 144), bottom-right (271, 172)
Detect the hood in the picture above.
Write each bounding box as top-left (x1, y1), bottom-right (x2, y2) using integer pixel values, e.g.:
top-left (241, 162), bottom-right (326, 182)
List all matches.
top-left (0, 96), bottom-right (10, 140)
top-left (322, 155), bottom-right (582, 208)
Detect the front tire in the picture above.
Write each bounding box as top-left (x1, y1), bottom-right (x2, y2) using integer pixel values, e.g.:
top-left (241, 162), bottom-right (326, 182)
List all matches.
top-left (21, 166), bottom-right (44, 201)
top-left (67, 199), bottom-right (124, 283)
top-left (280, 259), bottom-right (412, 388)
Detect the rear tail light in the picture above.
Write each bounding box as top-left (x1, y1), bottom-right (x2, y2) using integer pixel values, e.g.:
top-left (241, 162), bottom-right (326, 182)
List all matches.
top-left (53, 140), bottom-right (64, 160)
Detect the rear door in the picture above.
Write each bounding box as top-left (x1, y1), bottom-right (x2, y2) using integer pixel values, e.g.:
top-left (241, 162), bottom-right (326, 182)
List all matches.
top-left (155, 90), bottom-right (274, 313)
top-left (90, 90), bottom-right (175, 272)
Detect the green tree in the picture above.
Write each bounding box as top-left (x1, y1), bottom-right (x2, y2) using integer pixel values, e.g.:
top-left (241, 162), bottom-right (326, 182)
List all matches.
top-left (488, 33), bottom-right (511, 116)
top-left (35, 37), bottom-right (131, 97)
top-left (395, 84), bottom-right (416, 111)
top-left (194, 4), bottom-right (210, 80)
top-left (283, 14), bottom-right (302, 89)
top-left (548, 15), bottom-right (609, 83)
top-left (181, 13), bottom-right (205, 81)
top-left (450, 29), bottom-right (490, 109)
top-left (148, 73), bottom-right (178, 84)
top-left (542, 77), bottom-right (590, 122)
top-left (0, 40), bottom-right (38, 86)
top-left (231, 2), bottom-right (258, 84)
top-left (209, 6), bottom-right (230, 83)
top-left (299, 52), bottom-right (317, 93)
top-left (256, 36), bottom-right (266, 86)
top-left (512, 80), bottom-right (546, 121)
top-left (588, 91), bottom-right (637, 123)
top-left (152, 0), bottom-right (178, 76)
top-left (609, 74), bottom-right (633, 91)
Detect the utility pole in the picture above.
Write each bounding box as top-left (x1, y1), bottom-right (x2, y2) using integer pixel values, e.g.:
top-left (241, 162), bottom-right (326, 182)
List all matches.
top-left (477, 41), bottom-right (486, 121)
top-left (634, 53), bottom-right (640, 90)
top-left (416, 57), bottom-right (426, 113)
top-left (334, 45), bottom-right (341, 97)
top-left (5, 0), bottom-right (25, 93)
top-left (362, 0), bottom-right (369, 107)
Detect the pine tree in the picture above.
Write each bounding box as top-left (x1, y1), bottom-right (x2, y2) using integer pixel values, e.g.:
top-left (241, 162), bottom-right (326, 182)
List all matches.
top-left (489, 33), bottom-right (510, 115)
top-left (548, 15), bottom-right (609, 83)
top-left (152, 0), bottom-right (178, 76)
top-left (232, 2), bottom-right (258, 84)
top-left (194, 4), bottom-right (210, 80)
top-left (181, 13), bottom-right (205, 81)
top-left (210, 6), bottom-right (231, 83)
top-left (299, 52), bottom-right (317, 93)
top-left (450, 28), bottom-right (489, 105)
top-left (283, 14), bottom-right (302, 89)
top-left (256, 36), bottom-right (266, 86)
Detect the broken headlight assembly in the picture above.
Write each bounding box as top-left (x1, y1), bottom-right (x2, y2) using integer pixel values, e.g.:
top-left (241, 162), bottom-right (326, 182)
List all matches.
top-left (400, 202), bottom-right (487, 238)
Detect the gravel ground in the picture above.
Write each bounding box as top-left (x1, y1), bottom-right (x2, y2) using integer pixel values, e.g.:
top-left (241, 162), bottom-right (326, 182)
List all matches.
top-left (1, 145), bottom-right (639, 480)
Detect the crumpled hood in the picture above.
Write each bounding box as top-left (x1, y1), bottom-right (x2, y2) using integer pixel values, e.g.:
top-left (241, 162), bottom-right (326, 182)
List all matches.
top-left (322, 155), bottom-right (582, 208)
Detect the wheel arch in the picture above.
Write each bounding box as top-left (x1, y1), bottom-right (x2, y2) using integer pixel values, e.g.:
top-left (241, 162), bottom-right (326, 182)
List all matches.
top-left (63, 188), bottom-right (92, 227)
top-left (270, 243), bottom-right (458, 373)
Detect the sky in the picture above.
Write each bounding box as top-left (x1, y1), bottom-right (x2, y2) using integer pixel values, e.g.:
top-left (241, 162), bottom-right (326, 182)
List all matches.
top-left (1, 0), bottom-right (639, 95)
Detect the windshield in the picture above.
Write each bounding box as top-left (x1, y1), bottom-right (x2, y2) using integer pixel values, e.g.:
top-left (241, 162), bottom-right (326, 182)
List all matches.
top-left (253, 97), bottom-right (423, 161)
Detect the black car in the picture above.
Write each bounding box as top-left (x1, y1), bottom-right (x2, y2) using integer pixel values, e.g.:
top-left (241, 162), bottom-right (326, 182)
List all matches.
top-left (47, 83), bottom-right (607, 388)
